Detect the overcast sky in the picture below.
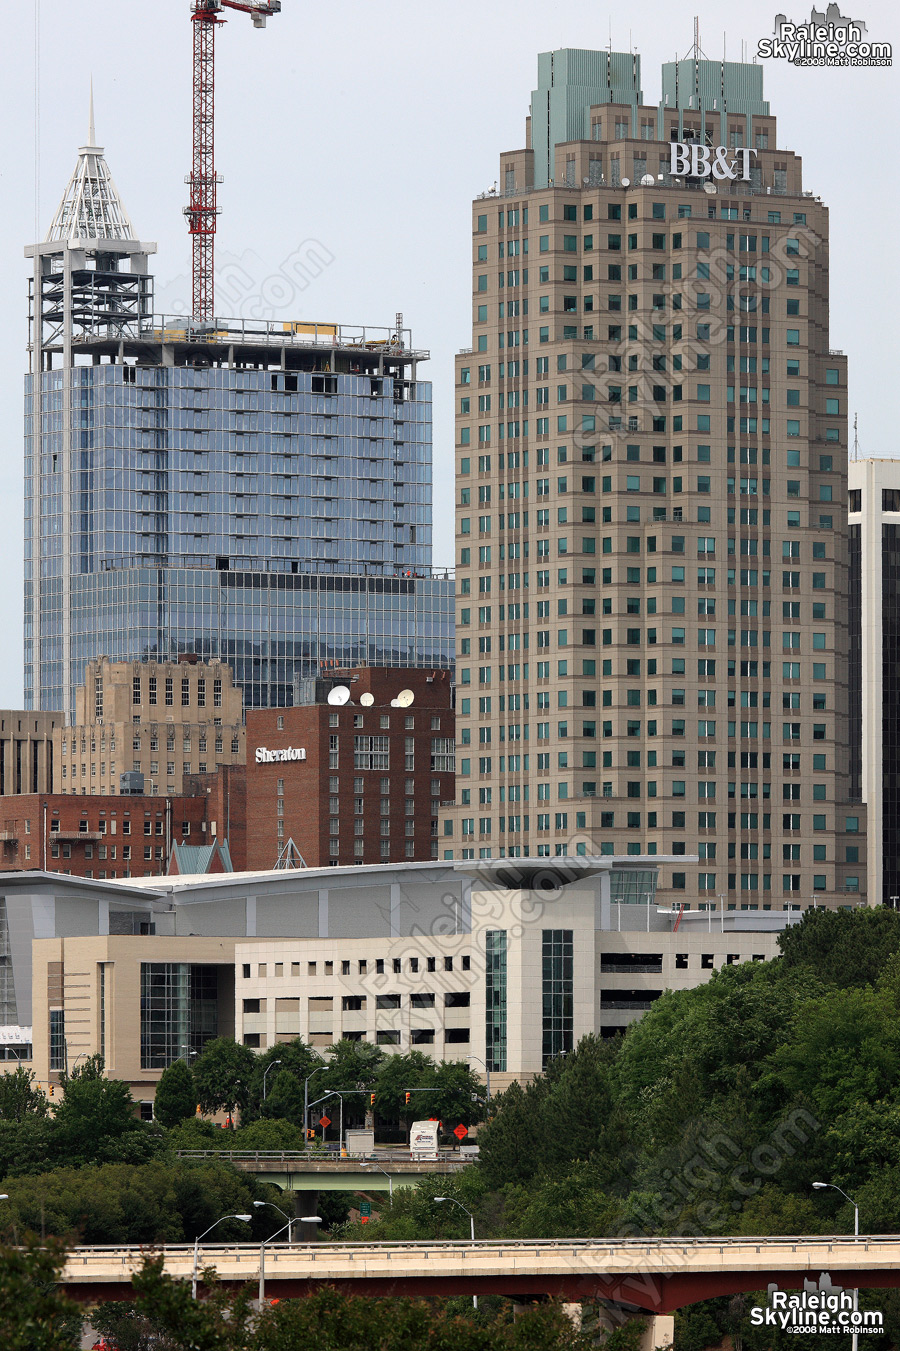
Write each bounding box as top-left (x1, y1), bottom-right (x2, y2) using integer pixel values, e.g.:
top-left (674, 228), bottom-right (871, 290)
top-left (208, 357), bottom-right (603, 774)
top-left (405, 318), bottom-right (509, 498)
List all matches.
top-left (0, 0), bottom-right (897, 708)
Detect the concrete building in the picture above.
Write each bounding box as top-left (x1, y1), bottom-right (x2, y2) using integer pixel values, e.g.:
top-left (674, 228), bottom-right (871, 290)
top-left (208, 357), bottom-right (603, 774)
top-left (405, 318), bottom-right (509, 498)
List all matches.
top-left (0, 793), bottom-right (213, 878)
top-left (11, 859), bottom-right (796, 1102)
top-left (848, 459), bottom-right (900, 906)
top-left (443, 47), bottom-right (864, 910)
top-left (0, 711), bottom-right (61, 795)
top-left (54, 655), bottom-right (245, 797)
top-left (25, 111), bottom-right (453, 720)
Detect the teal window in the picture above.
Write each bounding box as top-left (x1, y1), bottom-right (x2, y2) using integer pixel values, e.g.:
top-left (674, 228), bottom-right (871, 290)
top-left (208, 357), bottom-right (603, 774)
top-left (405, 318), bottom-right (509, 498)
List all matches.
top-left (485, 930), bottom-right (508, 1072)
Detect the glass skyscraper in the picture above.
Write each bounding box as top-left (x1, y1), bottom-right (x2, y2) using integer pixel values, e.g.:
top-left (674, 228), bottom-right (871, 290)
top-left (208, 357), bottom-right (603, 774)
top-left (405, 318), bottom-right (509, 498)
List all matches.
top-left (25, 118), bottom-right (452, 716)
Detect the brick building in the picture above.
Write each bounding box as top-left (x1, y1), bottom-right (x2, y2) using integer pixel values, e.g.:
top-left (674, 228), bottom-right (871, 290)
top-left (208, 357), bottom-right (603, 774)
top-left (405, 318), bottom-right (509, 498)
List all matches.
top-left (240, 668), bottom-right (455, 869)
top-left (0, 794), bottom-right (213, 879)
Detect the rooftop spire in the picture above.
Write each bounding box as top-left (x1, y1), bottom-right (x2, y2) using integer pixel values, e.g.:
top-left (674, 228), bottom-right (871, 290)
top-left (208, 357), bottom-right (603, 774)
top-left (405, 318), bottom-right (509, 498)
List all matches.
top-left (44, 87), bottom-right (135, 244)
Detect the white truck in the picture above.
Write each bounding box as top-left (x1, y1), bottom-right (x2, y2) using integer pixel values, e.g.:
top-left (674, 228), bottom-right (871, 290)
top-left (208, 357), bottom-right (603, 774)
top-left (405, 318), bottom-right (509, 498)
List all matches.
top-left (409, 1119), bottom-right (441, 1160)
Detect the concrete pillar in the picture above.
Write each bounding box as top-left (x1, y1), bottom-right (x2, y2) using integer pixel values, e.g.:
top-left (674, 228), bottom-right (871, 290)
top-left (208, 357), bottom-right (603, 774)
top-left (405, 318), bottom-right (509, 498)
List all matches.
top-left (295, 1189), bottom-right (320, 1241)
top-left (637, 1313), bottom-right (674, 1351)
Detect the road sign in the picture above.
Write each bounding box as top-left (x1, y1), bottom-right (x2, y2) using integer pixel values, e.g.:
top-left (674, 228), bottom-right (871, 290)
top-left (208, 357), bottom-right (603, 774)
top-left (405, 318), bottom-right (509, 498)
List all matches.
top-left (319, 1114), bottom-right (331, 1128)
top-left (359, 1201), bottom-right (372, 1217)
top-left (454, 1123), bottom-right (468, 1140)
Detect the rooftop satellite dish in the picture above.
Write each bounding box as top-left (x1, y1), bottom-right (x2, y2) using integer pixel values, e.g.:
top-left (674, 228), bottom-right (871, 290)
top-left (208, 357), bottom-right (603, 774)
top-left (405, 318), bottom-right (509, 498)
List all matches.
top-left (620, 177), bottom-right (631, 187)
top-left (327, 685), bottom-right (351, 706)
top-left (390, 698), bottom-right (400, 707)
top-left (359, 692), bottom-right (374, 707)
top-left (396, 689), bottom-right (415, 709)
top-left (703, 182), bottom-right (717, 195)
top-left (640, 174), bottom-right (655, 187)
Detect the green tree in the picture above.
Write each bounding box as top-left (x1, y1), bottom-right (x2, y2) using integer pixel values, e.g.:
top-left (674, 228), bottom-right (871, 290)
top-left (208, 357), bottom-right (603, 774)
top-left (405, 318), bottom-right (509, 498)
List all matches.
top-left (373, 1050), bottom-right (435, 1125)
top-left (261, 1068), bottom-right (305, 1125)
top-left (0, 1065), bottom-right (50, 1122)
top-left (0, 1236), bottom-right (81, 1350)
top-left (243, 1038), bottom-right (323, 1122)
top-left (231, 1117), bottom-right (307, 1150)
top-left (0, 1116), bottom-right (54, 1178)
top-left (0, 1159), bottom-right (275, 1246)
top-left (426, 1059), bottom-right (485, 1131)
top-left (191, 1037), bottom-right (257, 1122)
top-left (51, 1075), bottom-right (160, 1167)
top-left (778, 905), bottom-right (900, 988)
top-left (154, 1060), bottom-right (198, 1130)
top-left (477, 1080), bottom-right (551, 1189)
top-left (319, 1039), bottom-right (385, 1127)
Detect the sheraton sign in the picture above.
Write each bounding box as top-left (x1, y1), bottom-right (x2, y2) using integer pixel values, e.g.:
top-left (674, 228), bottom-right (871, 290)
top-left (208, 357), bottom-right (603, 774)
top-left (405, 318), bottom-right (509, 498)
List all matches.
top-left (255, 745), bottom-right (307, 764)
top-left (670, 143), bottom-right (757, 181)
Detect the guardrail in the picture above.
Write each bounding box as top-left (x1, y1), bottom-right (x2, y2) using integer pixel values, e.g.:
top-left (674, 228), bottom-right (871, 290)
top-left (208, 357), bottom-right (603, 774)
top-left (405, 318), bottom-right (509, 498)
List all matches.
top-left (174, 1149), bottom-right (473, 1164)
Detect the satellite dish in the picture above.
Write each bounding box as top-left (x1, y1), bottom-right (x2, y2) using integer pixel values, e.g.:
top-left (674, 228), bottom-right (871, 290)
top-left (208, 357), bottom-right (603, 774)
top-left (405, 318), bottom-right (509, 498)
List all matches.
top-left (396, 689), bottom-right (415, 709)
top-left (327, 685), bottom-right (351, 706)
top-left (359, 692), bottom-right (374, 707)
top-left (620, 177), bottom-right (631, 187)
top-left (641, 174), bottom-right (655, 187)
top-left (703, 183), bottom-right (717, 195)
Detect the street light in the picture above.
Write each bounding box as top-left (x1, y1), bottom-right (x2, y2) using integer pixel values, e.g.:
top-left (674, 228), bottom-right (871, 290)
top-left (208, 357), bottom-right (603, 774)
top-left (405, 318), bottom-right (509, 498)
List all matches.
top-left (253, 1198), bottom-right (294, 1241)
top-left (434, 1196), bottom-right (478, 1309)
top-left (812, 1182), bottom-right (860, 1349)
top-left (191, 1213), bottom-right (252, 1300)
top-left (303, 1064), bottom-right (328, 1138)
top-left (262, 1059), bottom-right (282, 1101)
top-left (360, 1160), bottom-right (393, 1203)
top-left (465, 1053), bottom-right (491, 1103)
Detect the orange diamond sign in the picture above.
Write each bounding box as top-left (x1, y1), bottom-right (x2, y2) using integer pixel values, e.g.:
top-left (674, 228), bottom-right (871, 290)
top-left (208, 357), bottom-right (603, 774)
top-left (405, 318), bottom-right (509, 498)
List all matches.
top-left (453, 1124), bottom-right (468, 1140)
top-left (319, 1114), bottom-right (331, 1128)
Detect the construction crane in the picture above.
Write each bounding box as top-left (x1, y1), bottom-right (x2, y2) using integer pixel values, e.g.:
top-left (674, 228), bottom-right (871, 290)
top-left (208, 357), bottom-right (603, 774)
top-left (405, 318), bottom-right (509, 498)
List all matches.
top-left (185, 0), bottom-right (281, 322)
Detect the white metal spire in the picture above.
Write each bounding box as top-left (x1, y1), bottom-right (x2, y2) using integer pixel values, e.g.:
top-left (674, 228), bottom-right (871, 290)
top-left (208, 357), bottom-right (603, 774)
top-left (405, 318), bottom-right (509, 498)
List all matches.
top-left (44, 89), bottom-right (135, 244)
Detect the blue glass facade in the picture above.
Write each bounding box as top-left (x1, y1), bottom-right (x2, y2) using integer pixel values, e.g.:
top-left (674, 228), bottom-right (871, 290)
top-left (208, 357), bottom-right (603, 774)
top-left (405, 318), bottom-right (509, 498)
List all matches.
top-left (25, 359), bottom-right (453, 714)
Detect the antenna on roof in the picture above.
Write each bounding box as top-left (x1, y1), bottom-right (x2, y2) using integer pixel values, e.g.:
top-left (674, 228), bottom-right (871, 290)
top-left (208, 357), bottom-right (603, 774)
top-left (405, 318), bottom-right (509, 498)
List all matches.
top-left (851, 412), bottom-right (860, 461)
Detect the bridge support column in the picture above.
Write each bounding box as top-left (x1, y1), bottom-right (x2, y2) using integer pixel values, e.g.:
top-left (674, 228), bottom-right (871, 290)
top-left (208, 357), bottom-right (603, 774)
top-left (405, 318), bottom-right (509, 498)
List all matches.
top-left (296, 1189), bottom-right (320, 1241)
top-left (636, 1313), bottom-right (674, 1350)
top-left (596, 1307), bottom-right (673, 1350)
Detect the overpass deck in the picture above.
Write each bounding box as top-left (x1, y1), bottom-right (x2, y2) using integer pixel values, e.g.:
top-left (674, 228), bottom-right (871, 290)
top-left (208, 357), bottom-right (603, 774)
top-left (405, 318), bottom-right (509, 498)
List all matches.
top-left (175, 1149), bottom-right (472, 1191)
top-left (60, 1235), bottom-right (900, 1311)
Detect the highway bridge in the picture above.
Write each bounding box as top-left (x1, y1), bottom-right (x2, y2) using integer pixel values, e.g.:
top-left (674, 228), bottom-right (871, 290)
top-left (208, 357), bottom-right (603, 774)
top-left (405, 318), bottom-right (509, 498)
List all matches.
top-left (60, 1234), bottom-right (900, 1310)
top-left (175, 1149), bottom-right (472, 1192)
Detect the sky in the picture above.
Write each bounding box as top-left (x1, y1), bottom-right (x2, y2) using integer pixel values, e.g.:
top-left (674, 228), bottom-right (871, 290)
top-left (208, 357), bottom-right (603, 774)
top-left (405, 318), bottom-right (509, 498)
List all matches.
top-left (0, 0), bottom-right (897, 708)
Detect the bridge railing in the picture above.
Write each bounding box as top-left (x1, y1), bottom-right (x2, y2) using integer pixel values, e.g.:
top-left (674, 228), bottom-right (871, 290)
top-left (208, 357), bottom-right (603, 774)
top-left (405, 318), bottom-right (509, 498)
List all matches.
top-left (174, 1149), bottom-right (472, 1165)
top-left (63, 1234), bottom-right (893, 1261)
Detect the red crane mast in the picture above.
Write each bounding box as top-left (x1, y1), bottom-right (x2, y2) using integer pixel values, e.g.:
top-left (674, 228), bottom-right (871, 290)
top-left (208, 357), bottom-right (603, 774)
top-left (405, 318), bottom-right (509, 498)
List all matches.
top-left (185, 0), bottom-right (281, 322)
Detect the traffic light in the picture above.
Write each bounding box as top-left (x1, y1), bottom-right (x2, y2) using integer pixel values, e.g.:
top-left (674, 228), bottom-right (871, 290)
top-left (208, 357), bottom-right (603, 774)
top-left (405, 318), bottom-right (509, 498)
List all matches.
top-left (48, 1084), bottom-right (54, 1098)
top-left (405, 1091), bottom-right (411, 1105)
top-left (370, 1093), bottom-right (376, 1105)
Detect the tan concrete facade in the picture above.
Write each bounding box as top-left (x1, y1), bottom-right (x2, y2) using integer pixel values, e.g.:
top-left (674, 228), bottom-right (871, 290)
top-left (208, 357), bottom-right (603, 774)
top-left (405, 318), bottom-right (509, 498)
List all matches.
top-left (31, 934), bottom-right (236, 1101)
top-left (54, 657), bottom-right (245, 797)
top-left (848, 459), bottom-right (900, 907)
top-left (444, 55), bottom-right (864, 913)
top-left (0, 710), bottom-right (61, 797)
